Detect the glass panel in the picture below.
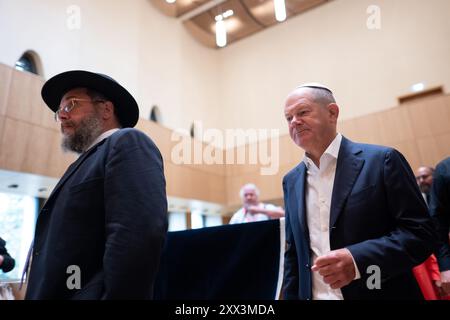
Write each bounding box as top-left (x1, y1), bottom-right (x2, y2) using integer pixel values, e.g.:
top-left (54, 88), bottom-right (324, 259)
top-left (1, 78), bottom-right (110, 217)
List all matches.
top-left (0, 192), bottom-right (37, 281)
top-left (168, 211), bottom-right (187, 231)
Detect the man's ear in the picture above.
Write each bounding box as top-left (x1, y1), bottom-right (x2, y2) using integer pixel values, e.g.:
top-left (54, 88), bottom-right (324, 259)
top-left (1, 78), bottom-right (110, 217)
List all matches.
top-left (102, 101), bottom-right (114, 120)
top-left (327, 103), bottom-right (339, 123)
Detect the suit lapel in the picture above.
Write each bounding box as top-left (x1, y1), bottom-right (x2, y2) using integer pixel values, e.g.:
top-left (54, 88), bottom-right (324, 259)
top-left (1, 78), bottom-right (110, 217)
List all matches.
top-left (329, 137), bottom-right (365, 229)
top-left (45, 142), bottom-right (103, 205)
top-left (293, 163), bottom-right (309, 239)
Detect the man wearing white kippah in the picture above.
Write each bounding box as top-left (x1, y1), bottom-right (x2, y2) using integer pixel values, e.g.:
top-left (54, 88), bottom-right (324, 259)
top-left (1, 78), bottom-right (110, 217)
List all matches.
top-left (282, 83), bottom-right (437, 300)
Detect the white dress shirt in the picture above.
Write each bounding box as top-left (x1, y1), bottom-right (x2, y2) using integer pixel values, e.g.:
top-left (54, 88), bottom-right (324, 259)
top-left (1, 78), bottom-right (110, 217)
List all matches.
top-left (229, 203), bottom-right (278, 224)
top-left (86, 128), bottom-right (120, 152)
top-left (303, 133), bottom-right (359, 300)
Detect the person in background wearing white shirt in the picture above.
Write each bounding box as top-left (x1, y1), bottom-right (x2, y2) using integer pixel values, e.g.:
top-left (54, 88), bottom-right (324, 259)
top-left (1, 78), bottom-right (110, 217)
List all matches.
top-left (282, 83), bottom-right (436, 300)
top-left (229, 184), bottom-right (285, 224)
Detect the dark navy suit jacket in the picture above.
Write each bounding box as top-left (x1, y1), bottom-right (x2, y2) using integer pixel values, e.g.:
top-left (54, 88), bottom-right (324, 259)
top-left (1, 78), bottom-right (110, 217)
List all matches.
top-left (282, 137), bottom-right (436, 300)
top-left (25, 128), bottom-right (168, 299)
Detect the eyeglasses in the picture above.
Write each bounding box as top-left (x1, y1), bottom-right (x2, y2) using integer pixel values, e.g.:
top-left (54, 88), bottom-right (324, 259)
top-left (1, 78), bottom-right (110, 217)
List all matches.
top-left (54, 98), bottom-right (105, 122)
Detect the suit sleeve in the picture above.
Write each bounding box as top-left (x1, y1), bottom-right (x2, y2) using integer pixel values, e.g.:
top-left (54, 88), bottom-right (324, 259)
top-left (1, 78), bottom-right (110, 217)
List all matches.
top-left (282, 178), bottom-right (299, 299)
top-left (102, 130), bottom-right (168, 299)
top-left (347, 149), bottom-right (437, 280)
top-left (429, 160), bottom-right (450, 271)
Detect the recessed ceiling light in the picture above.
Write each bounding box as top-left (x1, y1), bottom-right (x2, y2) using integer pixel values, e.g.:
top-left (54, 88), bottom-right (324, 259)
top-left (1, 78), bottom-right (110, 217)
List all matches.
top-left (411, 82), bottom-right (425, 92)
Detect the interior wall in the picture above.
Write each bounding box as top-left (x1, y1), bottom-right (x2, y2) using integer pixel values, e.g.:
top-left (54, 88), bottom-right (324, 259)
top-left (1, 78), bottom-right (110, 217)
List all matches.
top-left (0, 0), bottom-right (220, 134)
top-left (217, 0), bottom-right (450, 138)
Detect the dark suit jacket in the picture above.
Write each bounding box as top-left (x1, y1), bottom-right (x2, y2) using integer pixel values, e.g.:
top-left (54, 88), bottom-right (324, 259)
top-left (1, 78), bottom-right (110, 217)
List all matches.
top-left (0, 237), bottom-right (15, 273)
top-left (282, 137), bottom-right (436, 300)
top-left (429, 157), bottom-right (450, 271)
top-left (25, 128), bottom-right (168, 300)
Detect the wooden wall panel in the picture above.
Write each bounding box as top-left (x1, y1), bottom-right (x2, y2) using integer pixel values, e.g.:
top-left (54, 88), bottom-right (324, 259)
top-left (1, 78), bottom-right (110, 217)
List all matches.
top-left (0, 116), bottom-right (5, 159)
top-left (377, 106), bottom-right (414, 145)
top-left (46, 132), bottom-right (76, 178)
top-left (388, 139), bottom-right (421, 171)
top-left (6, 70), bottom-right (47, 126)
top-left (351, 114), bottom-right (384, 145)
top-left (137, 119), bottom-right (226, 176)
top-left (408, 95), bottom-right (450, 139)
top-left (338, 118), bottom-right (358, 141)
top-left (0, 64), bottom-right (12, 116)
top-left (416, 133), bottom-right (450, 168)
top-left (0, 118), bottom-right (32, 171)
top-left (22, 126), bottom-right (54, 174)
top-left (164, 161), bottom-right (226, 204)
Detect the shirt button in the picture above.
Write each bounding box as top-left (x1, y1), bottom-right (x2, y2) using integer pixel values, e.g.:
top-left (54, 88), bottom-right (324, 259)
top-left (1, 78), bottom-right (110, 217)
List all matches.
top-left (305, 263), bottom-right (310, 268)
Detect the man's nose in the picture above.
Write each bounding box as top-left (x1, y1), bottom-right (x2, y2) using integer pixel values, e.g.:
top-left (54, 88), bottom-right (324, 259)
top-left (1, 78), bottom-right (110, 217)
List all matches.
top-left (290, 115), bottom-right (302, 125)
top-left (58, 111), bottom-right (69, 121)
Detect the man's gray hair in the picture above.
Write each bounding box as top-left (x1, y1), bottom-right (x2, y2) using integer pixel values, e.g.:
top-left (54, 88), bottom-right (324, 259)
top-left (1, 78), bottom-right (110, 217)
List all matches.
top-left (239, 183), bottom-right (260, 199)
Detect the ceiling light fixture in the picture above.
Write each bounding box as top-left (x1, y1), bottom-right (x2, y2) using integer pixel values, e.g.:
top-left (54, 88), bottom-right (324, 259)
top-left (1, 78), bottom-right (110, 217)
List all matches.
top-left (274, 0), bottom-right (287, 22)
top-left (215, 15), bottom-right (227, 47)
top-left (411, 82), bottom-right (425, 92)
top-left (222, 9), bottom-right (233, 18)
top-left (214, 10), bottom-right (233, 48)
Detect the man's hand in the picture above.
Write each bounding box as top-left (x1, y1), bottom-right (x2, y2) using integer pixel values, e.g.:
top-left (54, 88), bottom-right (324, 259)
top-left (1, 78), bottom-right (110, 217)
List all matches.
top-left (311, 248), bottom-right (356, 289)
top-left (246, 205), bottom-right (260, 215)
top-left (0, 254), bottom-right (4, 267)
top-left (439, 270), bottom-right (450, 296)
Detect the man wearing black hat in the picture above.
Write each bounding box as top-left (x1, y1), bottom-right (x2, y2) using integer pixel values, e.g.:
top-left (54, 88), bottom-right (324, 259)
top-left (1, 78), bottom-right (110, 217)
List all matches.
top-left (24, 71), bottom-right (168, 299)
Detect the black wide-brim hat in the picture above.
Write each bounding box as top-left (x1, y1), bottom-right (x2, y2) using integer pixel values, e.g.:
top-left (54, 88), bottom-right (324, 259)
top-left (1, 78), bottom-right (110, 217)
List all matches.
top-left (41, 70), bottom-right (139, 128)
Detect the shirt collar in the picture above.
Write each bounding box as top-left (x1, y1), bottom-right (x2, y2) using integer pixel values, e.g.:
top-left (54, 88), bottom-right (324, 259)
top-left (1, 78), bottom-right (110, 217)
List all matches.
top-left (303, 133), bottom-right (342, 170)
top-left (85, 128), bottom-right (120, 152)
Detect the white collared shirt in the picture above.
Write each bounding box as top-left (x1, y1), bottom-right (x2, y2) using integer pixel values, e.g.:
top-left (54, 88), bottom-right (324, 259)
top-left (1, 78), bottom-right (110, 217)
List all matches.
top-left (303, 133), bottom-right (359, 300)
top-left (229, 203), bottom-right (278, 224)
top-left (85, 128), bottom-right (120, 152)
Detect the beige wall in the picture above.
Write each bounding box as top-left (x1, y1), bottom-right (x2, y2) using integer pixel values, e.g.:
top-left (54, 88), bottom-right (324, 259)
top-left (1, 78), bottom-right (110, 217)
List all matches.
top-left (218, 0), bottom-right (450, 139)
top-left (0, 0), bottom-right (220, 133)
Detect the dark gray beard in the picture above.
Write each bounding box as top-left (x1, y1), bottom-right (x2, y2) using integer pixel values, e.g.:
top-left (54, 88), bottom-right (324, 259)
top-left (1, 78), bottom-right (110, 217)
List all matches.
top-left (61, 113), bottom-right (103, 154)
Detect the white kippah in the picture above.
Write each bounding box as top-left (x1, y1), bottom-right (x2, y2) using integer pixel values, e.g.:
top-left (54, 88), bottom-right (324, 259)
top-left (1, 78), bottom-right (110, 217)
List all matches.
top-left (295, 82), bottom-right (333, 93)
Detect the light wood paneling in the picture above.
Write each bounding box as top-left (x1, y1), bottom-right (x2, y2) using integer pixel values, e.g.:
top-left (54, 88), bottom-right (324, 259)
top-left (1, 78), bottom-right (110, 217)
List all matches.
top-left (46, 132), bottom-right (76, 178)
top-left (137, 119), bottom-right (226, 176)
top-left (388, 139), bottom-right (421, 172)
top-left (352, 114), bottom-right (384, 145)
top-left (408, 95), bottom-right (450, 139)
top-left (0, 117), bottom-right (32, 171)
top-left (338, 118), bottom-right (358, 141)
top-left (6, 70), bottom-right (48, 126)
top-left (165, 161), bottom-right (226, 204)
top-left (0, 115), bottom-right (5, 158)
top-left (416, 133), bottom-right (450, 168)
top-left (22, 126), bottom-right (54, 174)
top-left (377, 106), bottom-right (414, 145)
top-left (0, 63), bottom-right (12, 116)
